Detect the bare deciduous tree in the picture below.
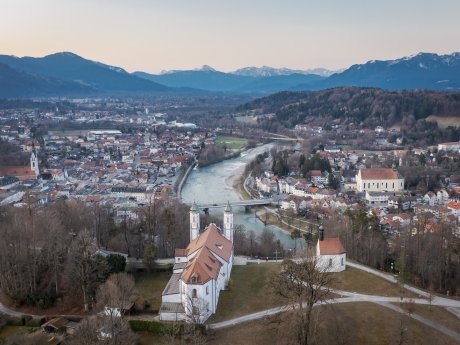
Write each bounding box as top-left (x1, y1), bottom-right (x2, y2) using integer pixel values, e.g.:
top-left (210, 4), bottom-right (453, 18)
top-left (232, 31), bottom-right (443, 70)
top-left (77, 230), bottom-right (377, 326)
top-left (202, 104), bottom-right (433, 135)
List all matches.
top-left (67, 315), bottom-right (137, 345)
top-left (271, 255), bottom-right (333, 345)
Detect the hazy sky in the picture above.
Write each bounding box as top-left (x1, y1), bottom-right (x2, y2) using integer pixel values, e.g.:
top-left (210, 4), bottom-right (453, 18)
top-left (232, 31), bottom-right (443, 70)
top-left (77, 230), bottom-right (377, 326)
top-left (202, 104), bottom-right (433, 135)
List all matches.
top-left (1, 0), bottom-right (459, 73)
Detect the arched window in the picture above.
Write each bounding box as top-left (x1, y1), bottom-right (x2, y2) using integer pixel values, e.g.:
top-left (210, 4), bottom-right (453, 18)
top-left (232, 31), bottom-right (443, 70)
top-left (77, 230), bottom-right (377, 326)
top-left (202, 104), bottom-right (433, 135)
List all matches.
top-left (206, 286), bottom-right (209, 295)
top-left (341, 257), bottom-right (344, 266)
top-left (192, 289), bottom-right (197, 298)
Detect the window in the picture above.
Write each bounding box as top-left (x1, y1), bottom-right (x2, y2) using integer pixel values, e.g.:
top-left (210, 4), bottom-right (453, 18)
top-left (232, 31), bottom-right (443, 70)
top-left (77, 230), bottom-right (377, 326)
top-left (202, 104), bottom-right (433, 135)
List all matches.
top-left (192, 289), bottom-right (197, 298)
top-left (341, 257), bottom-right (344, 266)
top-left (328, 258), bottom-right (332, 267)
top-left (206, 286), bottom-right (209, 295)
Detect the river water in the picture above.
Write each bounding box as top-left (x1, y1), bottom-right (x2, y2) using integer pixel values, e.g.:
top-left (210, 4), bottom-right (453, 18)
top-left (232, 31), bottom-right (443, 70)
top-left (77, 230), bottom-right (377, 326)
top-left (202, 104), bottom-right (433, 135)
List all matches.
top-left (181, 144), bottom-right (299, 250)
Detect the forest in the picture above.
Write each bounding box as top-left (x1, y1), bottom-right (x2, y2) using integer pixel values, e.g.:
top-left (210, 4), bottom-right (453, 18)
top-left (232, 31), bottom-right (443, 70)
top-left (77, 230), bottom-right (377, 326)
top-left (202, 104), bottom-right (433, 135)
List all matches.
top-left (238, 87), bottom-right (460, 128)
top-left (0, 197), bottom-right (283, 312)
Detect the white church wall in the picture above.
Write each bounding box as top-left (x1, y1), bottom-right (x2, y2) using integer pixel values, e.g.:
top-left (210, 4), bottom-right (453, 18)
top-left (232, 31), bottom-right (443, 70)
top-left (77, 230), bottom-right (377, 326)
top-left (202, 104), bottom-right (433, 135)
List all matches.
top-left (317, 253), bottom-right (346, 273)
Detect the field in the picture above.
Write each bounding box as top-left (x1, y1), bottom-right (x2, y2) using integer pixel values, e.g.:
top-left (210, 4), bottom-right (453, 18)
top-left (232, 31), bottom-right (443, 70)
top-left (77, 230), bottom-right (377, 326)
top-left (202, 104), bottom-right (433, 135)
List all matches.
top-left (206, 302), bottom-right (458, 345)
top-left (235, 115), bottom-right (258, 125)
top-left (135, 264), bottom-right (458, 345)
top-left (426, 115), bottom-right (460, 128)
top-left (133, 271), bottom-right (172, 312)
top-left (216, 136), bottom-right (248, 150)
top-left (208, 263), bottom-right (283, 322)
top-left (331, 266), bottom-right (416, 297)
top-left (0, 326), bottom-right (61, 345)
top-left (394, 303), bottom-right (460, 333)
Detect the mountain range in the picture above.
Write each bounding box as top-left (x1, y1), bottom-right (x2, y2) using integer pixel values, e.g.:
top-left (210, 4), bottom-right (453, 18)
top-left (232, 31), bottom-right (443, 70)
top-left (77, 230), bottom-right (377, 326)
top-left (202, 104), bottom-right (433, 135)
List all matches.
top-left (0, 52), bottom-right (459, 98)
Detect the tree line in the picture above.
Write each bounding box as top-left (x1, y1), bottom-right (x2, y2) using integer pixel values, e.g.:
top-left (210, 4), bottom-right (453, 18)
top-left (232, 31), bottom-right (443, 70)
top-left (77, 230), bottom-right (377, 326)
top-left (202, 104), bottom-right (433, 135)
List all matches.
top-left (0, 197), bottom-right (192, 311)
top-left (324, 204), bottom-right (459, 295)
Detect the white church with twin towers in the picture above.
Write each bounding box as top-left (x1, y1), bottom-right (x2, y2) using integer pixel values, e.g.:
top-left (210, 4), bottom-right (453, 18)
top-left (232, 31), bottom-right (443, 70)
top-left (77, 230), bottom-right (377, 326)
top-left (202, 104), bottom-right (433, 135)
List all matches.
top-left (160, 201), bottom-right (234, 323)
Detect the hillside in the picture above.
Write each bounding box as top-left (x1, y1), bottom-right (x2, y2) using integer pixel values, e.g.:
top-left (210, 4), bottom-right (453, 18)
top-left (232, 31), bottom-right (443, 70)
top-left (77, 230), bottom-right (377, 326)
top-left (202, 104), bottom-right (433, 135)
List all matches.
top-left (0, 52), bottom-right (170, 97)
top-left (238, 87), bottom-right (460, 128)
top-left (0, 62), bottom-right (93, 98)
top-left (294, 52), bottom-right (460, 91)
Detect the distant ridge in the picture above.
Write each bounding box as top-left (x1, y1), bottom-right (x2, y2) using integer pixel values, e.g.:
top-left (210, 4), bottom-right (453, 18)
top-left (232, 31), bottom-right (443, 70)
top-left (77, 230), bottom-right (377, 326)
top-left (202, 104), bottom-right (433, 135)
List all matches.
top-left (0, 52), bottom-right (170, 97)
top-left (1, 51), bottom-right (460, 98)
top-left (293, 52), bottom-right (460, 91)
top-left (232, 66), bottom-right (338, 77)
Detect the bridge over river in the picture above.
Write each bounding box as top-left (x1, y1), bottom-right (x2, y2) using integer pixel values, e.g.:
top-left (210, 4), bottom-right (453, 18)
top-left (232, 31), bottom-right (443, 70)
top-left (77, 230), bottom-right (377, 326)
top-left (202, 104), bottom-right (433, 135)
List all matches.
top-left (198, 198), bottom-right (276, 209)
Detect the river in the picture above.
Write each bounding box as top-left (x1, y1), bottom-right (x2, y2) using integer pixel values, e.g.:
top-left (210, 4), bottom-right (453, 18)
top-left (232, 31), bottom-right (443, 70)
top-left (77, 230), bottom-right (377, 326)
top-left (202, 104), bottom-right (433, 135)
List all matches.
top-left (181, 144), bottom-right (300, 250)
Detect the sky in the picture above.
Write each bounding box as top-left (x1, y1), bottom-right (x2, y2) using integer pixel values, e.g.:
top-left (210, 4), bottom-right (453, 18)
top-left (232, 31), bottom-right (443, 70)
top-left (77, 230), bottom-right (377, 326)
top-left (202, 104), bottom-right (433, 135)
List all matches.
top-left (1, 0), bottom-right (459, 73)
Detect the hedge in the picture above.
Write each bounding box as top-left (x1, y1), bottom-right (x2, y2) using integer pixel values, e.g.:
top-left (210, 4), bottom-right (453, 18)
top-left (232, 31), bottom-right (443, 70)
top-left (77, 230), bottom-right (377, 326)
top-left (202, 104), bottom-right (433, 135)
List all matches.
top-left (129, 320), bottom-right (164, 333)
top-left (4, 315), bottom-right (43, 327)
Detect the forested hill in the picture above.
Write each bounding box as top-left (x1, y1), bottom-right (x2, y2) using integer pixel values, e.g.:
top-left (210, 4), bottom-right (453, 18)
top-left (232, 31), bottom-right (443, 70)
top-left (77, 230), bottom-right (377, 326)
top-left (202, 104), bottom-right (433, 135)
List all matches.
top-left (237, 87), bottom-right (460, 128)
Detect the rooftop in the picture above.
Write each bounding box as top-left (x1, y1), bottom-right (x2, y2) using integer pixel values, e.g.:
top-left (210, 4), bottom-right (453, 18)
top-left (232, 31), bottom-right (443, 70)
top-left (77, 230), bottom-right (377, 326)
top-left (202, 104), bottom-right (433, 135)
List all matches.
top-left (359, 168), bottom-right (400, 180)
top-left (318, 237), bottom-right (346, 255)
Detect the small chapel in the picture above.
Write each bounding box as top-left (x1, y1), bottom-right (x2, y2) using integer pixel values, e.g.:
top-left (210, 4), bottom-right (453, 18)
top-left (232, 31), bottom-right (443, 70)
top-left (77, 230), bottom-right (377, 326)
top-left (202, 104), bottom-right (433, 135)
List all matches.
top-left (160, 201), bottom-right (234, 323)
top-left (316, 226), bottom-right (346, 273)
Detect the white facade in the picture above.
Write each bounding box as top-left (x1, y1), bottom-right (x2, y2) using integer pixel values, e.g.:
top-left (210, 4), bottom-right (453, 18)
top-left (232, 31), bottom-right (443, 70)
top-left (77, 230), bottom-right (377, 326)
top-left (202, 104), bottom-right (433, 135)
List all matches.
top-left (365, 191), bottom-right (391, 207)
top-left (160, 206), bottom-right (234, 324)
top-left (30, 151), bottom-right (39, 176)
top-left (190, 203), bottom-right (200, 241)
top-left (317, 252), bottom-right (346, 273)
top-left (356, 168), bottom-right (404, 193)
top-left (316, 236), bottom-right (346, 273)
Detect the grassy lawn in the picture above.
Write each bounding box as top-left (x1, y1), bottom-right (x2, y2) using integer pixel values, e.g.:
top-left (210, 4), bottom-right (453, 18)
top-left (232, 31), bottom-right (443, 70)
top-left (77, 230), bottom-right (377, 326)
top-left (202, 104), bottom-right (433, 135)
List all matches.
top-left (208, 264), bottom-right (284, 323)
top-left (395, 303), bottom-right (460, 333)
top-left (206, 302), bottom-right (457, 345)
top-left (330, 266), bottom-right (416, 297)
top-left (426, 115), bottom-right (460, 129)
top-left (0, 326), bottom-right (61, 345)
top-left (216, 136), bottom-right (248, 150)
top-left (235, 115), bottom-right (258, 125)
top-left (133, 271), bottom-right (171, 313)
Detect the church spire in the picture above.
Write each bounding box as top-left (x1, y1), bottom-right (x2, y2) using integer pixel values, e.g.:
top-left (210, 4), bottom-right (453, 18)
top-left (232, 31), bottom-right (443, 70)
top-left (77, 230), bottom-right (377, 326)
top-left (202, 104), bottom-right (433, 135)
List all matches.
top-left (224, 200), bottom-right (232, 213)
top-left (223, 201), bottom-right (234, 242)
top-left (190, 200), bottom-right (198, 213)
top-left (190, 201), bottom-right (200, 242)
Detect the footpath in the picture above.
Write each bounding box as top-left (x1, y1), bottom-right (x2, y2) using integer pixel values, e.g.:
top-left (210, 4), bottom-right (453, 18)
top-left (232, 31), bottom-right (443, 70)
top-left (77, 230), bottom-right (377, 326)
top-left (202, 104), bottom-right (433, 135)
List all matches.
top-left (207, 261), bottom-right (460, 343)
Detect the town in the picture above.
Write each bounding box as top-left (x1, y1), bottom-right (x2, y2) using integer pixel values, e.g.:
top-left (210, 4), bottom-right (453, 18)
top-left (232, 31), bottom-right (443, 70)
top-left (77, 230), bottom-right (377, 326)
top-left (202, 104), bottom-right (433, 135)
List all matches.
top-left (1, 1), bottom-right (460, 342)
top-left (0, 94), bottom-right (459, 345)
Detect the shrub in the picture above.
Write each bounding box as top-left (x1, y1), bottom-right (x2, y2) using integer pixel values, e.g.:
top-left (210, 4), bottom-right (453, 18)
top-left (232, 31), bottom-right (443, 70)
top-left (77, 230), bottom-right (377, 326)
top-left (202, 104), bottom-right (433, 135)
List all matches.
top-left (129, 320), bottom-right (163, 333)
top-left (25, 318), bottom-right (43, 327)
top-left (6, 317), bottom-right (24, 326)
top-left (107, 254), bottom-right (127, 273)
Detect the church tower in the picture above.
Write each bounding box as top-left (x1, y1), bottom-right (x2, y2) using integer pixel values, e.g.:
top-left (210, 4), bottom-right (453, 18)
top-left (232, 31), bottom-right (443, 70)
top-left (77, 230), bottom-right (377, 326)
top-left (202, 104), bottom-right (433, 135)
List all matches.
top-left (30, 147), bottom-right (39, 176)
top-left (223, 201), bottom-right (234, 242)
top-left (190, 201), bottom-right (200, 242)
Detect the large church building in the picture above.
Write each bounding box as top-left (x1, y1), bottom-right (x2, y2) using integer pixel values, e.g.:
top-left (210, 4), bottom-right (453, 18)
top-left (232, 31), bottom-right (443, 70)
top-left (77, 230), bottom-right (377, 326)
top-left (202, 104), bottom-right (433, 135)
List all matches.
top-left (356, 168), bottom-right (404, 193)
top-left (160, 202), bottom-right (234, 323)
